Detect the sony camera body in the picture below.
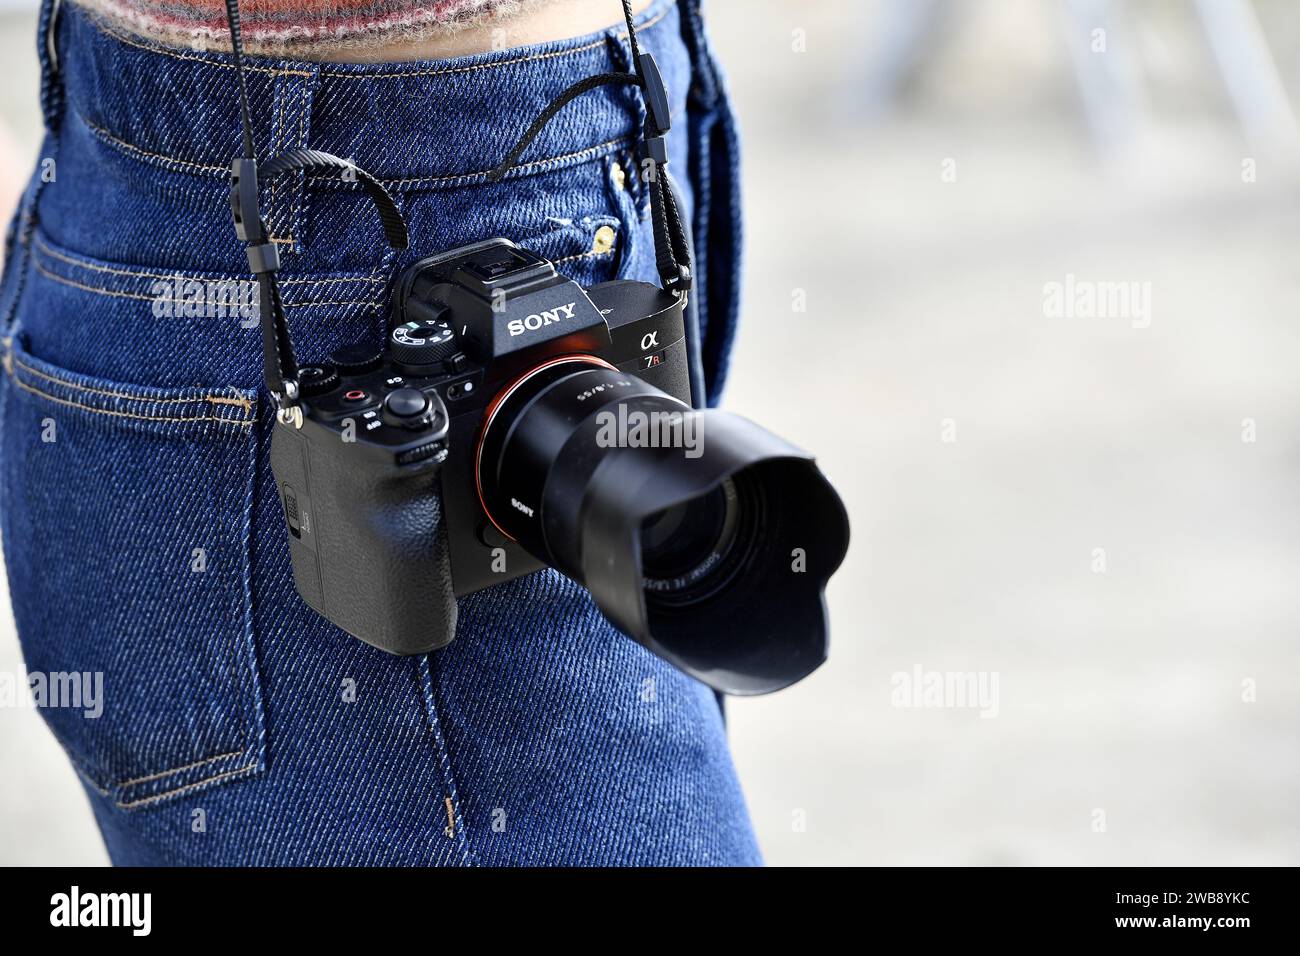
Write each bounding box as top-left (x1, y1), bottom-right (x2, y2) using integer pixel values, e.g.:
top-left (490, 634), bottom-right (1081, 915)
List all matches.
top-left (239, 18), bottom-right (847, 694)
top-left (269, 239), bottom-right (693, 655)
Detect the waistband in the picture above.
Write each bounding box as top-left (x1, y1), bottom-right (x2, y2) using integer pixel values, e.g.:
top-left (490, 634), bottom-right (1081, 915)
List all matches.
top-left (43, 0), bottom-right (689, 191)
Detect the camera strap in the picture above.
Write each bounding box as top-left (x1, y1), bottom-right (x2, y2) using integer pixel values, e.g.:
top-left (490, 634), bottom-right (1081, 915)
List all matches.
top-left (222, 0), bottom-right (408, 418)
top-left (224, 0), bottom-right (691, 416)
top-left (488, 0), bottom-right (695, 297)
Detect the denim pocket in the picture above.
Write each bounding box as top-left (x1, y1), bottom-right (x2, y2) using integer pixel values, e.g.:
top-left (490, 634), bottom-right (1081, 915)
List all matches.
top-left (517, 206), bottom-right (628, 287)
top-left (0, 334), bottom-right (264, 810)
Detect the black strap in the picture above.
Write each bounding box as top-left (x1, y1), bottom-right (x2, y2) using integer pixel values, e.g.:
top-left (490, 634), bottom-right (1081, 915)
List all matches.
top-left (263, 149), bottom-right (409, 248)
top-left (488, 0), bottom-right (693, 295)
top-left (222, 0), bottom-right (407, 410)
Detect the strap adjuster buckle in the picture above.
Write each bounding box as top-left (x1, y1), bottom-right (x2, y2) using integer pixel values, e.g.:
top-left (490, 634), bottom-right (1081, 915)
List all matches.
top-left (229, 157), bottom-right (264, 244)
top-left (637, 53), bottom-right (672, 138)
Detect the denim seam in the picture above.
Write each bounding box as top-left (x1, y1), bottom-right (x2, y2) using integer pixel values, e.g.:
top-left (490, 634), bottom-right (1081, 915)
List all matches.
top-left (553, 247), bottom-right (615, 266)
top-left (1, 237), bottom-right (34, 339)
top-left (115, 761), bottom-right (261, 810)
top-left (9, 376), bottom-right (254, 425)
top-left (285, 81), bottom-right (308, 245)
top-left (6, 368), bottom-right (255, 425)
top-left (114, 748), bottom-right (244, 787)
top-left (367, 258), bottom-right (389, 332)
top-left (269, 78), bottom-right (289, 244)
top-left (35, 256), bottom-right (367, 310)
top-left (25, 725), bottom-right (252, 809)
top-left (75, 104), bottom-right (633, 193)
top-left (12, 353), bottom-right (253, 410)
top-left (32, 242), bottom-right (375, 310)
top-left (32, 234), bottom-right (379, 283)
top-left (78, 110), bottom-right (229, 175)
top-left (416, 655), bottom-right (473, 865)
top-left (33, 258), bottom-right (159, 302)
top-left (283, 299), bottom-right (376, 309)
top-left (382, 136), bottom-right (632, 188)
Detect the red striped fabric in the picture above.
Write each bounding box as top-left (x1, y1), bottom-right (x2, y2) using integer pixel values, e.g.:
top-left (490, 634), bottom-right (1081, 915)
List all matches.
top-left (71, 0), bottom-right (531, 54)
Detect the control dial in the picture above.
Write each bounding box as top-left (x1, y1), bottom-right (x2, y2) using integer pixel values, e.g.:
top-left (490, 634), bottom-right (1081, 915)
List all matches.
top-left (330, 343), bottom-right (383, 375)
top-left (391, 318), bottom-right (457, 367)
top-left (297, 363), bottom-right (339, 397)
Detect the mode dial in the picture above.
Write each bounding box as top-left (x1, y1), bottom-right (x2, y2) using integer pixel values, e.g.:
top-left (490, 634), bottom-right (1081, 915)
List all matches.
top-left (391, 318), bottom-right (457, 368)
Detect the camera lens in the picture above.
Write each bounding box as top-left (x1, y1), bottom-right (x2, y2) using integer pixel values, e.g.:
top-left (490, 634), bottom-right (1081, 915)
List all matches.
top-left (475, 357), bottom-right (849, 695)
top-left (639, 478), bottom-right (748, 601)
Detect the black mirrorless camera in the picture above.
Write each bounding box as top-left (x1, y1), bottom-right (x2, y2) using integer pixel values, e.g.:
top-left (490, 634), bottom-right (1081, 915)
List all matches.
top-left (226, 2), bottom-right (848, 694)
top-left (269, 239), bottom-right (848, 693)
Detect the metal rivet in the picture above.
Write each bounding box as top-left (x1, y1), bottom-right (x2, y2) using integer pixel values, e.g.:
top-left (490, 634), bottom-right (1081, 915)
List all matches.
top-left (611, 162), bottom-right (627, 190)
top-left (592, 225), bottom-right (617, 255)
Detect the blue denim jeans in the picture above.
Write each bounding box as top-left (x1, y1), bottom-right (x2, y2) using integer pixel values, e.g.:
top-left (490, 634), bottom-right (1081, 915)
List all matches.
top-left (0, 0), bottom-right (757, 865)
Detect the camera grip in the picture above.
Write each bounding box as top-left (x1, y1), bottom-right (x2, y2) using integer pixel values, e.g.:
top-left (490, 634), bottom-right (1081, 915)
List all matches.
top-left (270, 424), bottom-right (457, 655)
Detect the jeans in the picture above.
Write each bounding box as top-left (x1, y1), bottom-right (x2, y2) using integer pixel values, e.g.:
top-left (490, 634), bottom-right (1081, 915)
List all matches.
top-left (0, 0), bottom-right (757, 865)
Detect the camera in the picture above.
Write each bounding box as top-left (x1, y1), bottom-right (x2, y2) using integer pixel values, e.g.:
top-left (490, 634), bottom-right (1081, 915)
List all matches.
top-left (221, 12), bottom-right (850, 694)
top-left (268, 238), bottom-right (849, 694)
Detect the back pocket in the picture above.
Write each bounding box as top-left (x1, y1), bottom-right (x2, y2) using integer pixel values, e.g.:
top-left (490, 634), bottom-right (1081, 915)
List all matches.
top-left (0, 334), bottom-right (265, 810)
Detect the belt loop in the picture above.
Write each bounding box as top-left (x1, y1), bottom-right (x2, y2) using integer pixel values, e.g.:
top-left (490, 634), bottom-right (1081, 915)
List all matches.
top-left (37, 0), bottom-right (65, 132)
top-left (262, 63), bottom-right (320, 253)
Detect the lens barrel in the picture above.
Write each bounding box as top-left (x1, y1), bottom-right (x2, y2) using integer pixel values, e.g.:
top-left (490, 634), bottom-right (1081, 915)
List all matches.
top-left (476, 357), bottom-right (849, 694)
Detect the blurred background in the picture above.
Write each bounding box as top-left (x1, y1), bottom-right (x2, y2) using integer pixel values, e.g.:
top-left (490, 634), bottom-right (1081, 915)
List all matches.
top-left (2, 0), bottom-right (1298, 865)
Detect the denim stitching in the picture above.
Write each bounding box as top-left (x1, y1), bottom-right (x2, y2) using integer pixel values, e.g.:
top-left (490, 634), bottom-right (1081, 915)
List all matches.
top-left (416, 655), bottom-right (473, 865)
top-left (113, 749), bottom-right (244, 788)
top-left (34, 258), bottom-right (163, 302)
top-left (71, 2), bottom-right (673, 190)
top-left (33, 235), bottom-right (382, 286)
top-left (380, 136), bottom-right (631, 188)
top-left (234, 428), bottom-right (269, 791)
top-left (36, 256), bottom-right (364, 309)
top-left (269, 77), bottom-right (287, 244)
top-left (33, 241), bottom-right (375, 308)
top-left (79, 109), bottom-right (631, 189)
top-left (291, 79), bottom-right (312, 246)
top-left (553, 247), bottom-right (615, 265)
top-left (12, 353), bottom-right (250, 408)
top-left (28, 718), bottom-right (250, 806)
top-left (9, 376), bottom-right (255, 425)
top-left (283, 299), bottom-right (374, 309)
top-left (78, 110), bottom-right (229, 175)
top-left (116, 761), bottom-right (260, 809)
top-left (11, 354), bottom-right (253, 411)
